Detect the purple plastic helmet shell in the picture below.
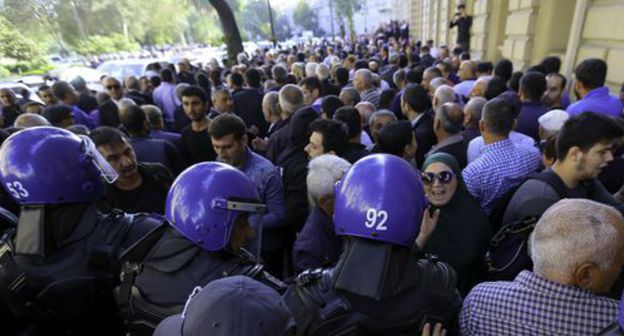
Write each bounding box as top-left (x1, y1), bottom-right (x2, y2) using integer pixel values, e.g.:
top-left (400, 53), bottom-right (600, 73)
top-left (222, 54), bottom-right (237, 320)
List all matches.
top-left (0, 127), bottom-right (106, 205)
top-left (165, 162), bottom-right (261, 252)
top-left (333, 154), bottom-right (427, 247)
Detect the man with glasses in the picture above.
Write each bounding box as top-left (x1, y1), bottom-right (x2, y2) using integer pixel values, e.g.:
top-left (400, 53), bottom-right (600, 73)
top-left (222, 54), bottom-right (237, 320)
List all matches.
top-left (103, 76), bottom-right (144, 107)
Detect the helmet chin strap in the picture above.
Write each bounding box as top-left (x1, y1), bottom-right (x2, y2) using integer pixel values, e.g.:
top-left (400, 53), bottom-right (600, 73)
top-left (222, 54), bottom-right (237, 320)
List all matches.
top-left (15, 205), bottom-right (46, 257)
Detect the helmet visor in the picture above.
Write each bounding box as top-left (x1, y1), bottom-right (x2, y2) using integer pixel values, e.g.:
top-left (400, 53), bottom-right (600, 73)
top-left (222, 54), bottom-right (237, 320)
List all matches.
top-left (211, 197), bottom-right (266, 214)
top-left (79, 135), bottom-right (119, 184)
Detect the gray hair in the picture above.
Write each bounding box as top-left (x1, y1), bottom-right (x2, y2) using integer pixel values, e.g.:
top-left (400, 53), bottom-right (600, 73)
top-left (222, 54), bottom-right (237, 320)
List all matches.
top-left (305, 62), bottom-right (318, 78)
top-left (355, 102), bottom-right (375, 124)
top-left (278, 84), bottom-right (304, 117)
top-left (355, 69), bottom-right (373, 88)
top-left (437, 102), bottom-right (464, 134)
top-left (307, 154), bottom-right (352, 205)
top-left (465, 97), bottom-right (487, 126)
top-left (175, 83), bottom-right (190, 100)
top-left (262, 92), bottom-right (280, 118)
top-left (142, 104), bottom-right (163, 127)
top-left (369, 109), bottom-right (397, 127)
top-left (393, 69), bottom-right (406, 87)
top-left (14, 113), bottom-right (50, 128)
top-left (434, 84), bottom-right (457, 110)
top-left (272, 64), bottom-right (288, 81)
top-left (118, 98), bottom-right (136, 114)
top-left (530, 199), bottom-right (624, 279)
top-left (430, 78), bottom-right (449, 93)
top-left (316, 64), bottom-right (330, 80)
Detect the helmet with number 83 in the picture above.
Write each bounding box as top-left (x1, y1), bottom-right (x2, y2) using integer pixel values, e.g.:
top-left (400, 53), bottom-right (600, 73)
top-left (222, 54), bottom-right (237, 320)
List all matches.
top-left (0, 127), bottom-right (118, 205)
top-left (166, 162), bottom-right (266, 252)
top-left (334, 154), bottom-right (428, 247)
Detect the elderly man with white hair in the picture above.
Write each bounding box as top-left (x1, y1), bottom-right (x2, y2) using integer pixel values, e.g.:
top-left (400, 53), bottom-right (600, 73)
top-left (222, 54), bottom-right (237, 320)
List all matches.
top-left (433, 84), bottom-right (459, 112)
top-left (14, 113), bottom-right (51, 128)
top-left (292, 154), bottom-right (351, 273)
top-left (461, 198), bottom-right (624, 335)
top-left (353, 69), bottom-right (381, 108)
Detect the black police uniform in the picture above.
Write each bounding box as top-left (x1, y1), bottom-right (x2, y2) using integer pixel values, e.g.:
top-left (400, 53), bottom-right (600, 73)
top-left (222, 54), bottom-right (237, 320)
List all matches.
top-left (283, 239), bottom-right (462, 336)
top-left (115, 226), bottom-right (286, 336)
top-left (0, 204), bottom-right (164, 336)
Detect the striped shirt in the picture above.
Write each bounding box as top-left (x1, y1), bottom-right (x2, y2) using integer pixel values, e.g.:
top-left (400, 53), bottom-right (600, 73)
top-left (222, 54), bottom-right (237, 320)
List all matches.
top-left (360, 88), bottom-right (381, 108)
top-left (460, 271), bottom-right (619, 335)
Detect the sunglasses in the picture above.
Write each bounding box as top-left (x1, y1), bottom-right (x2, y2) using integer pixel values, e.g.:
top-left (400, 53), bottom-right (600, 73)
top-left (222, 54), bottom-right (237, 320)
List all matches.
top-left (106, 84), bottom-right (121, 90)
top-left (421, 171), bottom-right (455, 185)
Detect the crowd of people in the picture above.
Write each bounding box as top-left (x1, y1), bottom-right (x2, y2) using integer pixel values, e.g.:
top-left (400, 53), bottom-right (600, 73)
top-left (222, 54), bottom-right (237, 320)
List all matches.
top-left (2, 18), bottom-right (624, 336)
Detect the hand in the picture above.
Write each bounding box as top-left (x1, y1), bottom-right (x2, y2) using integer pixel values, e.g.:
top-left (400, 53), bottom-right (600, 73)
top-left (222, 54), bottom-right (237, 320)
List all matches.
top-left (422, 323), bottom-right (446, 336)
top-left (415, 208), bottom-right (440, 250)
top-left (249, 125), bottom-right (260, 136)
top-left (252, 137), bottom-right (268, 151)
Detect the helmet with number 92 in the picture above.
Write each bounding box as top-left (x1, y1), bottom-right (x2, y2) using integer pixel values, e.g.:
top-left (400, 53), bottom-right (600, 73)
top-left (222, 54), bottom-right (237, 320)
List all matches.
top-left (0, 127), bottom-right (118, 205)
top-left (333, 154), bottom-right (428, 247)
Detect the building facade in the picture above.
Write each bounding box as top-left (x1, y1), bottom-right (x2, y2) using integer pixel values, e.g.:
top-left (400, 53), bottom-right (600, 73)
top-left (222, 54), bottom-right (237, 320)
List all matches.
top-left (410, 0), bottom-right (624, 93)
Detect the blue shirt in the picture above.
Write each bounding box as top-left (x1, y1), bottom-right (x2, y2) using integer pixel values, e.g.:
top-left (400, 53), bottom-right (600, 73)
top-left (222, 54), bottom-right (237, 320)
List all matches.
top-left (462, 138), bottom-right (541, 213)
top-left (460, 271), bottom-right (618, 335)
top-left (72, 105), bottom-right (94, 129)
top-left (567, 87), bottom-right (622, 118)
top-left (239, 148), bottom-right (286, 230)
top-left (516, 101), bottom-right (546, 142)
top-left (152, 82), bottom-right (178, 123)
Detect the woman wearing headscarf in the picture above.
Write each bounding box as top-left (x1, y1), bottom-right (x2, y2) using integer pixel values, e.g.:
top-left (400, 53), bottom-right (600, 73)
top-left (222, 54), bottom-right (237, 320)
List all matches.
top-left (422, 153), bottom-right (491, 296)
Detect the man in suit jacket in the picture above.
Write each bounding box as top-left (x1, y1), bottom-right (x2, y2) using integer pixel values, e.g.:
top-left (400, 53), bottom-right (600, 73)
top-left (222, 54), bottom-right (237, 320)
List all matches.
top-left (401, 84), bottom-right (437, 168)
top-left (427, 102), bottom-right (468, 168)
top-left (265, 84), bottom-right (305, 164)
top-left (229, 72), bottom-right (269, 138)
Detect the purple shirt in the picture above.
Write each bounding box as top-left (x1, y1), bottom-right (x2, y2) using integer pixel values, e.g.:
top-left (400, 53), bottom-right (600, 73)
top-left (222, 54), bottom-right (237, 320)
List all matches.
top-left (152, 82), bottom-right (178, 123)
top-left (72, 105), bottom-right (94, 129)
top-left (567, 87), bottom-right (622, 118)
top-left (516, 101), bottom-right (546, 142)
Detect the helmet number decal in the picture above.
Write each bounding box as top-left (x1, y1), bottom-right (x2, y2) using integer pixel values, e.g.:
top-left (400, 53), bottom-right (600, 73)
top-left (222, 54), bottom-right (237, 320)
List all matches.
top-left (5, 181), bottom-right (29, 199)
top-left (364, 208), bottom-right (388, 231)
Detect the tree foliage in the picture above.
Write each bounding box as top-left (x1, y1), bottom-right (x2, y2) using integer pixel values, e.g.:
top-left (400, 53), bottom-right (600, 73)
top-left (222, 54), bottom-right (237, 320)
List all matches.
top-left (334, 0), bottom-right (361, 40)
top-left (293, 1), bottom-right (318, 33)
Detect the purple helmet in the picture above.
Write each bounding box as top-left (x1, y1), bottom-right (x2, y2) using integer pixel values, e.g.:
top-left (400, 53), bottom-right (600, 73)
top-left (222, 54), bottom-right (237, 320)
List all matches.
top-left (334, 154), bottom-right (427, 247)
top-left (165, 162), bottom-right (266, 252)
top-left (0, 127), bottom-right (118, 205)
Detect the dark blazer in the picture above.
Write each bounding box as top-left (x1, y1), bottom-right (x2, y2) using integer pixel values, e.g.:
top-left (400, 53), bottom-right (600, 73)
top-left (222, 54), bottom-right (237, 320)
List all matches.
top-left (232, 88), bottom-right (269, 138)
top-left (266, 117), bottom-right (291, 164)
top-left (412, 112), bottom-right (437, 168)
top-left (429, 137), bottom-right (469, 169)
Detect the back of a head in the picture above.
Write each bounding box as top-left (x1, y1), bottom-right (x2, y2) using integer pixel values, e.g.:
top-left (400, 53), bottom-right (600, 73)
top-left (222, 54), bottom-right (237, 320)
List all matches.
top-left (120, 105), bottom-right (147, 135)
top-left (307, 154), bottom-right (352, 205)
top-left (476, 61), bottom-right (493, 75)
top-left (299, 76), bottom-right (322, 95)
top-left (51, 81), bottom-right (73, 101)
top-left (575, 58), bottom-right (607, 90)
top-left (530, 199), bottom-right (624, 282)
top-left (14, 113), bottom-right (51, 128)
top-left (494, 59), bottom-right (513, 82)
top-left (335, 67), bottom-right (349, 86)
top-left (437, 103), bottom-right (464, 134)
top-left (333, 106), bottom-right (362, 138)
top-left (161, 69), bottom-right (174, 83)
top-left (355, 69), bottom-right (374, 88)
top-left (556, 112), bottom-right (624, 161)
top-left (321, 95), bottom-right (344, 119)
top-left (70, 76), bottom-right (87, 91)
top-left (245, 68), bottom-right (262, 88)
top-left (430, 77), bottom-right (448, 92)
top-left (377, 120), bottom-right (413, 157)
top-left (406, 68), bottom-right (424, 85)
top-left (520, 71), bottom-right (547, 102)
top-left (272, 64), bottom-right (288, 82)
top-left (465, 97), bottom-right (487, 126)
top-left (403, 84), bottom-right (431, 113)
top-left (229, 72), bottom-right (244, 88)
top-left (316, 64), bottom-right (330, 80)
top-left (434, 85), bottom-right (457, 107)
top-left (125, 76), bottom-right (140, 91)
top-left (142, 104), bottom-right (163, 127)
top-left (481, 97), bottom-right (515, 136)
top-left (42, 104), bottom-right (73, 126)
top-left (484, 76), bottom-right (508, 100)
top-left (540, 56), bottom-right (562, 74)
top-left (278, 84), bottom-right (304, 116)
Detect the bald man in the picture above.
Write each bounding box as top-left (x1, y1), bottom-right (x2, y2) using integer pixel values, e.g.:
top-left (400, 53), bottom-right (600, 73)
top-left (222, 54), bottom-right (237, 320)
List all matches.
top-left (14, 113), bottom-right (51, 128)
top-left (462, 97), bottom-right (487, 143)
top-left (461, 199), bottom-right (624, 335)
top-left (427, 102), bottom-right (468, 167)
top-left (433, 85), bottom-right (459, 112)
top-left (454, 60), bottom-right (477, 101)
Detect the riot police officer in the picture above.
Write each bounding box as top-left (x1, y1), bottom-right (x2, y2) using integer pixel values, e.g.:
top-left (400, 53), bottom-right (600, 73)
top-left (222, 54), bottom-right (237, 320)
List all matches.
top-left (0, 127), bottom-right (164, 336)
top-left (283, 154), bottom-right (462, 335)
top-left (115, 161), bottom-right (286, 336)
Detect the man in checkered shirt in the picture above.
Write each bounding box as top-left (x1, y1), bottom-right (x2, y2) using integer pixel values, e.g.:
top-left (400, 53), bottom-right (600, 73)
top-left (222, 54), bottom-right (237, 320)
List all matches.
top-left (462, 97), bottom-right (541, 213)
top-left (460, 199), bottom-right (624, 335)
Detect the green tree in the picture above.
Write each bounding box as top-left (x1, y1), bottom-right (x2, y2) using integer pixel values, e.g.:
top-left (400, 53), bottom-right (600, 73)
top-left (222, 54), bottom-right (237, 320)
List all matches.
top-left (0, 16), bottom-right (43, 60)
top-left (334, 0), bottom-right (361, 40)
top-left (293, 1), bottom-right (318, 33)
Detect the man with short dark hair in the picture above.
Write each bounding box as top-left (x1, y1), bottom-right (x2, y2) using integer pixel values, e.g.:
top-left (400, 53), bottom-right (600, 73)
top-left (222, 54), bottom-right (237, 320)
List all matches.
top-left (333, 107), bottom-right (369, 163)
top-left (450, 4), bottom-right (472, 51)
top-left (462, 97), bottom-right (541, 213)
top-left (143, 104), bottom-right (181, 145)
top-left (305, 119), bottom-right (349, 159)
top-left (208, 113), bottom-right (286, 270)
top-left (42, 104), bottom-right (74, 128)
top-left (504, 112), bottom-right (624, 224)
top-left (51, 81), bottom-right (94, 129)
top-left (428, 102), bottom-right (468, 168)
top-left (120, 105), bottom-right (183, 175)
top-left (90, 126), bottom-right (173, 214)
top-left (516, 72), bottom-right (547, 142)
top-left (568, 58), bottom-right (622, 117)
top-left (543, 73), bottom-right (567, 110)
top-left (402, 84), bottom-right (436, 167)
top-left (299, 76), bottom-right (323, 113)
top-left (179, 86), bottom-right (217, 166)
top-left (230, 70), bottom-right (269, 138)
top-left (153, 68), bottom-right (177, 128)
top-left (377, 120), bottom-right (417, 162)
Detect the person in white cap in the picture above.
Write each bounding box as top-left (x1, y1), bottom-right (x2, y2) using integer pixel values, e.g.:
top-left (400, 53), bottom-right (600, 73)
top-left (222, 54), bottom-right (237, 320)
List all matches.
top-left (538, 109), bottom-right (569, 141)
